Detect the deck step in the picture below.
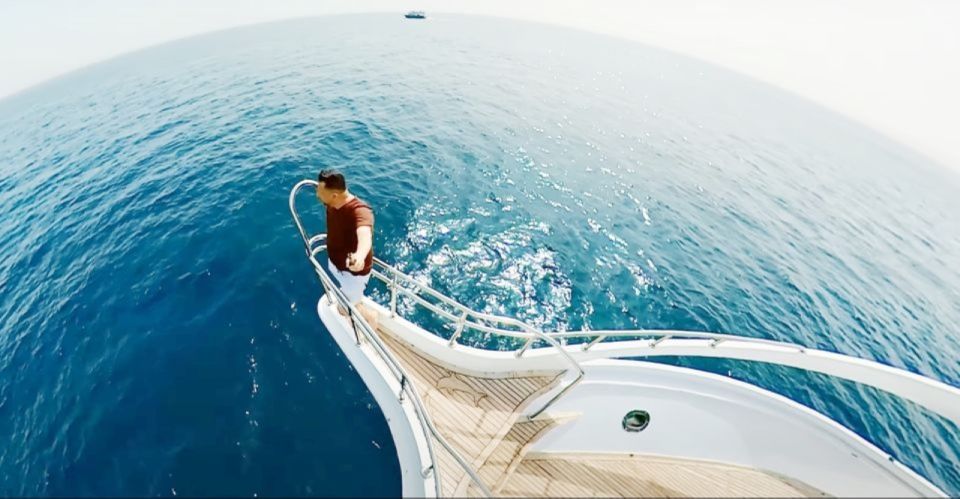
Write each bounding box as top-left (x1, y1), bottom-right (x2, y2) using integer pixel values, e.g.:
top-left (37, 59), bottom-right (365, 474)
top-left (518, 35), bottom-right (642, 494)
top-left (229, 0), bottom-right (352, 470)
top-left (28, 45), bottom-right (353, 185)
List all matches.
top-left (376, 330), bottom-right (563, 496)
top-left (459, 412), bottom-right (580, 496)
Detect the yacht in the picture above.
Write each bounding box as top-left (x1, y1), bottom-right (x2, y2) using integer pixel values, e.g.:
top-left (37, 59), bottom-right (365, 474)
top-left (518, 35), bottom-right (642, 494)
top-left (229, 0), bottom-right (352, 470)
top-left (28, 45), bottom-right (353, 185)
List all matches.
top-left (405, 11), bottom-right (426, 20)
top-left (290, 179), bottom-right (960, 497)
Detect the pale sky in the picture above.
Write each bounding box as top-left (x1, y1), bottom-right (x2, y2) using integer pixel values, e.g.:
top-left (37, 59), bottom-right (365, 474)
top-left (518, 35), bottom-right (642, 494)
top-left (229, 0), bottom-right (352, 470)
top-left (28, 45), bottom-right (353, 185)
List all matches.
top-left (2, 0), bottom-right (959, 172)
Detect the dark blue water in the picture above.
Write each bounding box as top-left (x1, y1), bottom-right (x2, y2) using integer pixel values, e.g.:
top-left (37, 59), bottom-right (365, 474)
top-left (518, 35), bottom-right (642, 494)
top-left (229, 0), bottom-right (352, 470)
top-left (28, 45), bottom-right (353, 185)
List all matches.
top-left (1, 14), bottom-right (958, 496)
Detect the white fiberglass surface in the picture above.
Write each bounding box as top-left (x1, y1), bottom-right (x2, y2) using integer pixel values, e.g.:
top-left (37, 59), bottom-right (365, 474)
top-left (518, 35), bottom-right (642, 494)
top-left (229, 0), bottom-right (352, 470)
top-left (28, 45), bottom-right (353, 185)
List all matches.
top-left (530, 360), bottom-right (942, 497)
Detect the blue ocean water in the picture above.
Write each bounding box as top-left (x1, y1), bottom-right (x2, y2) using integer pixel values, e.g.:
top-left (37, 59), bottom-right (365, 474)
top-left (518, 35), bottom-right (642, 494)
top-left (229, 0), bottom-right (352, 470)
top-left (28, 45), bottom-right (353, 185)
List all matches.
top-left (1, 13), bottom-right (959, 496)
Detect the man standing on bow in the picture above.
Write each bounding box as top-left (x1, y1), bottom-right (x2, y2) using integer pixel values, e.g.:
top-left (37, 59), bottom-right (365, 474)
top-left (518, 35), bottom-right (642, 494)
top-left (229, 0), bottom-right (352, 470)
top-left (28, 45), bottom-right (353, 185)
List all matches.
top-left (316, 168), bottom-right (378, 330)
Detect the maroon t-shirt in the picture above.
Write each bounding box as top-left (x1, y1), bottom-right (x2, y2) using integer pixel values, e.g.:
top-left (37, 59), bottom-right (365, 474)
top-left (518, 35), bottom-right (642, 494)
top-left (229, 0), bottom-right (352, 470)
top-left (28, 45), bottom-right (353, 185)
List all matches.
top-left (326, 197), bottom-right (374, 276)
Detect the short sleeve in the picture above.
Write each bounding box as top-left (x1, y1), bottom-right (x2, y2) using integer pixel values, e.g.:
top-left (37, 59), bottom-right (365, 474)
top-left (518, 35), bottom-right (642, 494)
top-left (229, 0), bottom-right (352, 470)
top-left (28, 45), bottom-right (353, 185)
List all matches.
top-left (355, 205), bottom-right (374, 228)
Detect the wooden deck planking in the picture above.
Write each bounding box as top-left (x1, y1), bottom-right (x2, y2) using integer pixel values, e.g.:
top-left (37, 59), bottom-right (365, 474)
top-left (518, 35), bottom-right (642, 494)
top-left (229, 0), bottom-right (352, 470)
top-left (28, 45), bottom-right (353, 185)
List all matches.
top-left (500, 453), bottom-right (828, 497)
top-left (377, 331), bottom-right (561, 496)
top-left (373, 322), bottom-right (825, 498)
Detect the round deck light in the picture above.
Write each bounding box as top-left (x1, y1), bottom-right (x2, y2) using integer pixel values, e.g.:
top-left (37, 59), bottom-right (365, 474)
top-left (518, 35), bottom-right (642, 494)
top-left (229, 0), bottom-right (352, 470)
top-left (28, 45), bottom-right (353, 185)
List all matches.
top-left (622, 410), bottom-right (650, 432)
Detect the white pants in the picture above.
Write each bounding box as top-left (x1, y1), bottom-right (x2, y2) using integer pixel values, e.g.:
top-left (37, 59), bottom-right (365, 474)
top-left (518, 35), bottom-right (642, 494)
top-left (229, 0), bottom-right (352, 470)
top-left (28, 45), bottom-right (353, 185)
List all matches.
top-left (327, 258), bottom-right (371, 304)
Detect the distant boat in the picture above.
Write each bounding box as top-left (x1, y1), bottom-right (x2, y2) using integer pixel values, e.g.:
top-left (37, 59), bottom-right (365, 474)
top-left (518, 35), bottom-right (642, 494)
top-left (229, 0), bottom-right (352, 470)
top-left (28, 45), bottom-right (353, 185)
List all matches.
top-left (404, 11), bottom-right (426, 19)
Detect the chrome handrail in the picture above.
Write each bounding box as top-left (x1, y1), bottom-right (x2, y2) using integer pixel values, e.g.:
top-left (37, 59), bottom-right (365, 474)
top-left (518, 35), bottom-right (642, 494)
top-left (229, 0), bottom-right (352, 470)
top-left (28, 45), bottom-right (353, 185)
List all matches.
top-left (366, 254), bottom-right (814, 356)
top-left (368, 259), bottom-right (585, 420)
top-left (290, 180), bottom-right (492, 498)
top-left (359, 250), bottom-right (960, 428)
top-left (548, 329), bottom-right (809, 352)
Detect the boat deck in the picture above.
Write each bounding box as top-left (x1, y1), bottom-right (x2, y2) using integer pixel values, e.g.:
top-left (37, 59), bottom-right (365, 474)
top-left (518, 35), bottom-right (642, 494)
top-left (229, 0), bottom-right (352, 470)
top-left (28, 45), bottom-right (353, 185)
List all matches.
top-left (376, 325), bottom-right (827, 497)
top-left (379, 332), bottom-right (562, 495)
top-left (498, 452), bottom-right (827, 497)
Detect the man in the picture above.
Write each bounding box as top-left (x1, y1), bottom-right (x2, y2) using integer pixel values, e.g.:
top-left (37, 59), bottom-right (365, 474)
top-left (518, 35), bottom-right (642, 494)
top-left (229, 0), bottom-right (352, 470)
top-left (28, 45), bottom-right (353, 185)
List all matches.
top-left (316, 168), bottom-right (378, 330)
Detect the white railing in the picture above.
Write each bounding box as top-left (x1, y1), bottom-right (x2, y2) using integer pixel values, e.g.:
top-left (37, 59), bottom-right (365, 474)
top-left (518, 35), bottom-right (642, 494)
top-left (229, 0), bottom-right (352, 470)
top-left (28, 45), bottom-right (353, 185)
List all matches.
top-left (551, 329), bottom-right (809, 351)
top-left (362, 255), bottom-right (960, 427)
top-left (367, 258), bottom-right (584, 420)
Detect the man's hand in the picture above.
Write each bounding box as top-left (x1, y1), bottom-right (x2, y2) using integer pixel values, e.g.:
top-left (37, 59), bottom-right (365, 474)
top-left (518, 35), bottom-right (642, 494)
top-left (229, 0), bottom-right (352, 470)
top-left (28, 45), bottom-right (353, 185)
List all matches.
top-left (349, 226), bottom-right (373, 273)
top-left (346, 252), bottom-right (365, 272)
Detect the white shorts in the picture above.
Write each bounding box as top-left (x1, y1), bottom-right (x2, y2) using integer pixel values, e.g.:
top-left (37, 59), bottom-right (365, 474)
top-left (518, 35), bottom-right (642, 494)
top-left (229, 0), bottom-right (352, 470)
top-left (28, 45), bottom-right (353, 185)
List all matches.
top-left (327, 258), bottom-right (371, 304)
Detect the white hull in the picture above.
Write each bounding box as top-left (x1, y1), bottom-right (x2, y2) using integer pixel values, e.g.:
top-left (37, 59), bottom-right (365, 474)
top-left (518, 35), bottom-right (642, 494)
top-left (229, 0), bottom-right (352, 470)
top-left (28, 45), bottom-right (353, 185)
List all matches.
top-left (317, 297), bottom-right (434, 496)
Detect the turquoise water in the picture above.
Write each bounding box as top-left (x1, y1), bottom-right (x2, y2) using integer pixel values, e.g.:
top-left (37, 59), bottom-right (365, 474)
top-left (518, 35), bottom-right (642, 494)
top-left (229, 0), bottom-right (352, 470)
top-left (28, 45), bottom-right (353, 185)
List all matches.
top-left (1, 13), bottom-right (959, 496)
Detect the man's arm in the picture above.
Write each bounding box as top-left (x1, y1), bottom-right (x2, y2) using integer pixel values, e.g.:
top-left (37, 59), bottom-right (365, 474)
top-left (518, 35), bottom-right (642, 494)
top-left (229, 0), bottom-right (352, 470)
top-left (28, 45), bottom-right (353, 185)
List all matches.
top-left (347, 226), bottom-right (372, 272)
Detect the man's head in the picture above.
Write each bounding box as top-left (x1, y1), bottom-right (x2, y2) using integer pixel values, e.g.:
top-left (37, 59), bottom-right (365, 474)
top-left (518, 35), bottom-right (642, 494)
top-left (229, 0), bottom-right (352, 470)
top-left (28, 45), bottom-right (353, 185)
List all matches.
top-left (317, 169), bottom-right (348, 207)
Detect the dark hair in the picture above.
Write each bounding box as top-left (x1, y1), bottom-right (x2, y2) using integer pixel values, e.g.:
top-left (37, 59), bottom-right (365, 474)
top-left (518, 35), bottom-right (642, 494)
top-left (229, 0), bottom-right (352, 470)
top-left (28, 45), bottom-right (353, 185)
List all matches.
top-left (318, 169), bottom-right (347, 191)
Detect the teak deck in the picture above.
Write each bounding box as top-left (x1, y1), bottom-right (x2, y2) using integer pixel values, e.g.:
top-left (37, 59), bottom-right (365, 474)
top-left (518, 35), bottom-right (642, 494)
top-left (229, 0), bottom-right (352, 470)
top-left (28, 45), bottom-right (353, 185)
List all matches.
top-left (377, 326), bottom-right (826, 497)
